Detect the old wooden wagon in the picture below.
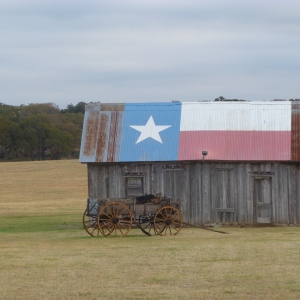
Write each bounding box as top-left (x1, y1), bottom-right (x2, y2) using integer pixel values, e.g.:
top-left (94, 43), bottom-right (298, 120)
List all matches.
top-left (83, 194), bottom-right (183, 237)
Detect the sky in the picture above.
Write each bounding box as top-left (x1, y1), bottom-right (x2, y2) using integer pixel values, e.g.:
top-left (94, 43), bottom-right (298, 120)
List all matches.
top-left (1, 0), bottom-right (300, 109)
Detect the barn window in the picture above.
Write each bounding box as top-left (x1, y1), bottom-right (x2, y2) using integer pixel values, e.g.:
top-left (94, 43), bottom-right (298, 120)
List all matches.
top-left (126, 177), bottom-right (144, 198)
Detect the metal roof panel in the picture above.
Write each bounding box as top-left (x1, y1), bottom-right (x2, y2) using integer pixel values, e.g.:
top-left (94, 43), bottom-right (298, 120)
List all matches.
top-left (79, 101), bottom-right (298, 162)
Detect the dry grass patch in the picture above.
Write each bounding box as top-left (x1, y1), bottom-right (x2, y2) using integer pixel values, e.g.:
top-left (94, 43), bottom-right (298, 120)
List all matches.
top-left (1, 160), bottom-right (300, 299)
top-left (0, 160), bottom-right (87, 216)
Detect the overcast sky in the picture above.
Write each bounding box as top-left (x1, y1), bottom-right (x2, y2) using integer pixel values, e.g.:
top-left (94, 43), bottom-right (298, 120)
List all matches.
top-left (1, 0), bottom-right (300, 109)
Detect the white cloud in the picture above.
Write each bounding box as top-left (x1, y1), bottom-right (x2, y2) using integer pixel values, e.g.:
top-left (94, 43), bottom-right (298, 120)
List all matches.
top-left (1, 0), bottom-right (300, 108)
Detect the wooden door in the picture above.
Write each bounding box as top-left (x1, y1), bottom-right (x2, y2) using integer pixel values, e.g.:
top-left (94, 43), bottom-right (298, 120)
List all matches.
top-left (214, 169), bottom-right (234, 223)
top-left (253, 177), bottom-right (272, 223)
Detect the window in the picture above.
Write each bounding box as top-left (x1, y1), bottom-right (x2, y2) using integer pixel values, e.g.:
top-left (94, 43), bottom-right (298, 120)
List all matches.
top-left (126, 177), bottom-right (144, 197)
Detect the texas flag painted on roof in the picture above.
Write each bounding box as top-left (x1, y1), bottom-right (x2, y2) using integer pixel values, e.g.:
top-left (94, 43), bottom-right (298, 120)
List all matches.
top-left (79, 101), bottom-right (294, 163)
top-left (120, 103), bottom-right (181, 161)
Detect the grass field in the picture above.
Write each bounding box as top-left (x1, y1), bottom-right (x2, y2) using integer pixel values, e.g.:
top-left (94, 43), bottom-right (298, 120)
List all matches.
top-left (1, 160), bottom-right (300, 300)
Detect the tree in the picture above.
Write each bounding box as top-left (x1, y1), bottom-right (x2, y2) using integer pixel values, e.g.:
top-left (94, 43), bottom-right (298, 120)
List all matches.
top-left (0, 115), bottom-right (21, 161)
top-left (61, 102), bottom-right (86, 114)
top-left (0, 102), bottom-right (84, 161)
top-left (214, 96), bottom-right (225, 101)
top-left (55, 113), bottom-right (83, 156)
top-left (19, 114), bottom-right (73, 160)
top-left (214, 96), bottom-right (246, 102)
top-left (20, 103), bottom-right (60, 118)
top-left (0, 103), bottom-right (21, 122)
top-left (47, 126), bottom-right (74, 159)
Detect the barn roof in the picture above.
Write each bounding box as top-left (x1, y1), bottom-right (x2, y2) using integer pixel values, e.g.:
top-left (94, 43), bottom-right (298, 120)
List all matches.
top-left (79, 101), bottom-right (300, 163)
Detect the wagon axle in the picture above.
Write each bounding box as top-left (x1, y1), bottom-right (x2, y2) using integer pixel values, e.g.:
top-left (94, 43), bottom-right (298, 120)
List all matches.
top-left (166, 219), bottom-right (172, 225)
top-left (112, 217), bottom-right (119, 224)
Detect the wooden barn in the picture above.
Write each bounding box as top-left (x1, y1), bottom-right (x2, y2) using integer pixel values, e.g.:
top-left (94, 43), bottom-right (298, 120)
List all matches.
top-left (79, 101), bottom-right (300, 226)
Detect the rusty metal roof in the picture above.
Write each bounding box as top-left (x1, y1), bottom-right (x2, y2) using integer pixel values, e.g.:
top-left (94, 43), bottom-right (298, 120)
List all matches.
top-left (79, 101), bottom-right (300, 163)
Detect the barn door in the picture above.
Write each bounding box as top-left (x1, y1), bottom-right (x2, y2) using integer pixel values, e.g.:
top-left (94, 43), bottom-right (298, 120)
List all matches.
top-left (253, 177), bottom-right (272, 223)
top-left (213, 169), bottom-right (235, 223)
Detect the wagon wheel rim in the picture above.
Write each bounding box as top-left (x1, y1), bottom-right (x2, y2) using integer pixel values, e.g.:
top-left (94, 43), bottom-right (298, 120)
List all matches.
top-left (98, 202), bottom-right (132, 237)
top-left (83, 209), bottom-right (101, 237)
top-left (154, 206), bottom-right (183, 236)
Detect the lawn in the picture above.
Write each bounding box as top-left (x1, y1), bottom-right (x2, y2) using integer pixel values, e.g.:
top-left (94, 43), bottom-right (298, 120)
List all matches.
top-left (0, 160), bottom-right (300, 300)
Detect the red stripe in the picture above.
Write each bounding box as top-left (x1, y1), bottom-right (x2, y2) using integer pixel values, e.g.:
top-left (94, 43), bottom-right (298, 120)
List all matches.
top-left (178, 131), bottom-right (291, 161)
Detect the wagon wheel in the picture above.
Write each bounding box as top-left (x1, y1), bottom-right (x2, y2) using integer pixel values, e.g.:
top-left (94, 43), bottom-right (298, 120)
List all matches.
top-left (98, 202), bottom-right (132, 237)
top-left (83, 209), bottom-right (101, 237)
top-left (137, 215), bottom-right (157, 236)
top-left (154, 206), bottom-right (183, 236)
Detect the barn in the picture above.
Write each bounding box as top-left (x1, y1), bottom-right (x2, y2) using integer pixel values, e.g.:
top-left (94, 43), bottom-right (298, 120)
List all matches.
top-left (79, 101), bottom-right (300, 226)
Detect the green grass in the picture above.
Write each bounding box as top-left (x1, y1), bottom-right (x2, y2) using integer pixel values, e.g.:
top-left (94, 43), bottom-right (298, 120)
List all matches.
top-left (0, 214), bottom-right (82, 233)
top-left (1, 160), bottom-right (300, 299)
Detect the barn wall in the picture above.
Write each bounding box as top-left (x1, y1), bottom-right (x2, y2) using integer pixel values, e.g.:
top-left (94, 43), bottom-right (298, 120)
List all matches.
top-left (87, 162), bottom-right (300, 225)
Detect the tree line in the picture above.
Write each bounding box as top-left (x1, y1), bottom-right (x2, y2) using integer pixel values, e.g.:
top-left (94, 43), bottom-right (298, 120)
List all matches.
top-left (0, 102), bottom-right (85, 162)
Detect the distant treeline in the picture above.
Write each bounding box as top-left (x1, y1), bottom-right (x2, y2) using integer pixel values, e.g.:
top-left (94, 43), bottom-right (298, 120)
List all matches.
top-left (0, 102), bottom-right (85, 162)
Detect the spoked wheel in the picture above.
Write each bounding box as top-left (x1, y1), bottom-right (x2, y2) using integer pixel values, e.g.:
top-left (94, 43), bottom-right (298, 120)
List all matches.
top-left (98, 202), bottom-right (132, 237)
top-left (154, 206), bottom-right (183, 236)
top-left (83, 209), bottom-right (101, 236)
top-left (137, 215), bottom-right (157, 236)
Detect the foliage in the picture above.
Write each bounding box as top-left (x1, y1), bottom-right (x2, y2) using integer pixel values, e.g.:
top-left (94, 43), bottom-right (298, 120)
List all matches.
top-left (214, 96), bottom-right (246, 101)
top-left (60, 102), bottom-right (85, 114)
top-left (20, 103), bottom-right (60, 117)
top-left (0, 115), bottom-right (22, 161)
top-left (0, 102), bottom-right (85, 161)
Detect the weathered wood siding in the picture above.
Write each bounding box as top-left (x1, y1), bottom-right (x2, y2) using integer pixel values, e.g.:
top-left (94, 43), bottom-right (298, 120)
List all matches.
top-left (86, 162), bottom-right (300, 225)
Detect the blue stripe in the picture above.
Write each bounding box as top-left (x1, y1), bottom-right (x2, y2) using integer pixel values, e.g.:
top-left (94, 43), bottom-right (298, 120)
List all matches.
top-left (119, 103), bottom-right (181, 161)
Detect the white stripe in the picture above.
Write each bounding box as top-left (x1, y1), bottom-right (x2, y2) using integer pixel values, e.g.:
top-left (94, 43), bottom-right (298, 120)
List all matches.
top-left (180, 102), bottom-right (291, 131)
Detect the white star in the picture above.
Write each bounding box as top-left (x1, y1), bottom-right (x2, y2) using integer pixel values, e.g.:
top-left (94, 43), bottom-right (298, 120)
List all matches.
top-left (130, 116), bottom-right (171, 144)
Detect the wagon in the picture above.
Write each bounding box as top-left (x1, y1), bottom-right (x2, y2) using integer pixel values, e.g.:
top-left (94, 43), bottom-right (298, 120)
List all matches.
top-left (83, 194), bottom-right (183, 237)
